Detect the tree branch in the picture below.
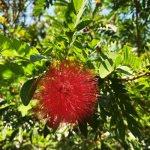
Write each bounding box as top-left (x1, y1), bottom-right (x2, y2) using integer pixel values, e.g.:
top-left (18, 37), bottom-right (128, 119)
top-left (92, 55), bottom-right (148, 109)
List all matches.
top-left (120, 71), bottom-right (150, 81)
top-left (135, 0), bottom-right (141, 56)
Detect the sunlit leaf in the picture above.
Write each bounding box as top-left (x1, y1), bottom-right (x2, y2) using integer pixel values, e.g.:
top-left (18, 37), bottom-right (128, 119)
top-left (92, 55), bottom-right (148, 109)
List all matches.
top-left (74, 0), bottom-right (87, 28)
top-left (73, 0), bottom-right (85, 14)
top-left (99, 59), bottom-right (114, 78)
top-left (33, 0), bottom-right (45, 16)
top-left (0, 34), bottom-right (39, 58)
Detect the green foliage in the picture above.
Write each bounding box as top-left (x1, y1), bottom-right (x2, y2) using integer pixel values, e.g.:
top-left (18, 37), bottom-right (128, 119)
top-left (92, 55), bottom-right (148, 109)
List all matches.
top-left (33, 0), bottom-right (57, 16)
top-left (33, 0), bottom-right (45, 16)
top-left (20, 78), bottom-right (38, 106)
top-left (0, 34), bottom-right (39, 58)
top-left (0, 0), bottom-right (150, 149)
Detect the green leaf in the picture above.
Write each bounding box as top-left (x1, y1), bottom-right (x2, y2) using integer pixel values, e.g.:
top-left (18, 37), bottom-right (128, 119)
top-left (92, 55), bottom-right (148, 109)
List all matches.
top-left (74, 0), bottom-right (87, 28)
top-left (54, 0), bottom-right (68, 6)
top-left (79, 122), bottom-right (87, 138)
top-left (117, 66), bottom-right (133, 76)
top-left (73, 0), bottom-right (85, 14)
top-left (117, 119), bottom-right (125, 141)
top-left (76, 19), bottom-right (92, 30)
top-left (30, 54), bottom-right (50, 62)
top-left (114, 54), bottom-right (123, 66)
top-left (2, 127), bottom-right (7, 140)
top-left (33, 0), bottom-right (45, 16)
top-left (124, 102), bottom-right (139, 117)
top-left (99, 59), bottom-right (114, 78)
top-left (0, 106), bottom-right (10, 116)
top-left (11, 62), bottom-right (24, 75)
top-left (99, 52), bottom-right (119, 78)
top-left (0, 34), bottom-right (38, 58)
top-left (0, 62), bottom-right (24, 80)
top-left (18, 104), bottom-right (32, 116)
top-left (20, 78), bottom-right (38, 106)
top-left (122, 45), bottom-right (141, 70)
top-left (110, 115), bottom-right (117, 127)
top-left (126, 114), bottom-right (141, 138)
top-left (0, 100), bottom-right (7, 106)
top-left (10, 129), bottom-right (19, 141)
top-left (43, 125), bottom-right (50, 138)
top-left (88, 114), bottom-right (100, 131)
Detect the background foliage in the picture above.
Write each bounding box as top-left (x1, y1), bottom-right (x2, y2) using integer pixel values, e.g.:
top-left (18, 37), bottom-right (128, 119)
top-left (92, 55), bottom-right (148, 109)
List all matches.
top-left (0, 0), bottom-right (150, 149)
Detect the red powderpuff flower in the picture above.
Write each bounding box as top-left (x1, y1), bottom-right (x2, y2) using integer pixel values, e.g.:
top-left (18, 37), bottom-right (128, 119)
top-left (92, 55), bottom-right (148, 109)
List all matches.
top-left (34, 61), bottom-right (98, 128)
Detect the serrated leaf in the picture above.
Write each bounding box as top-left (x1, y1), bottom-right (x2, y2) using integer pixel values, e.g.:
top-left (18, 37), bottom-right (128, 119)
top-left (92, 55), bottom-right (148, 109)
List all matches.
top-left (20, 78), bottom-right (38, 106)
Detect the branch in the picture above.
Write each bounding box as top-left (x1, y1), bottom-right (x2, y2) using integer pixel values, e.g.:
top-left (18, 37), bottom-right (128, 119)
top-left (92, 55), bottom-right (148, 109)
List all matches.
top-left (120, 71), bottom-right (150, 81)
top-left (134, 0), bottom-right (141, 56)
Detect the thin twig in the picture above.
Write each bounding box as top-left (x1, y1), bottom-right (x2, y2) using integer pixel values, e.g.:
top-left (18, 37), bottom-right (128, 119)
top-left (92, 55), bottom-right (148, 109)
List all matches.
top-left (120, 71), bottom-right (150, 81)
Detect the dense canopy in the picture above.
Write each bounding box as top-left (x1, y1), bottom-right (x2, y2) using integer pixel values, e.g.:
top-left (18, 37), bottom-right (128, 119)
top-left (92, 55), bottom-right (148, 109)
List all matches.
top-left (0, 0), bottom-right (150, 149)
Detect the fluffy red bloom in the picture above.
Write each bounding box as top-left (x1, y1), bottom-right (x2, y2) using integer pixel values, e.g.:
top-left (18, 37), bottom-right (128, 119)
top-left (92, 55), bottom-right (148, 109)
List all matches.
top-left (34, 61), bottom-right (98, 127)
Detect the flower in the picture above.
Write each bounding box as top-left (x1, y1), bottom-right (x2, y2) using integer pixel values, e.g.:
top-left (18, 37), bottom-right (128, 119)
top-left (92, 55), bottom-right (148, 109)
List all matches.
top-left (34, 61), bottom-right (98, 127)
